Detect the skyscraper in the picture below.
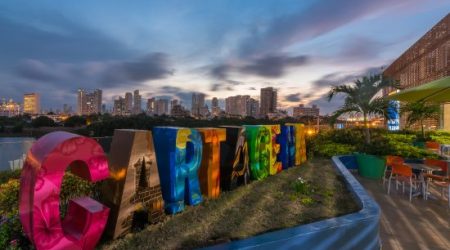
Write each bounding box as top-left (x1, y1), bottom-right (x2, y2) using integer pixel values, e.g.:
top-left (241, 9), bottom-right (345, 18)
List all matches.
top-left (246, 98), bottom-right (260, 118)
top-left (155, 99), bottom-right (169, 115)
top-left (191, 93), bottom-right (206, 117)
top-left (133, 90), bottom-right (142, 114)
top-left (23, 93), bottom-right (40, 114)
top-left (113, 97), bottom-right (126, 116)
top-left (211, 97), bottom-right (221, 117)
top-left (125, 92), bottom-right (133, 114)
top-left (225, 95), bottom-right (250, 117)
top-left (147, 98), bottom-right (155, 115)
top-left (260, 87), bottom-right (277, 116)
top-left (77, 89), bottom-right (102, 115)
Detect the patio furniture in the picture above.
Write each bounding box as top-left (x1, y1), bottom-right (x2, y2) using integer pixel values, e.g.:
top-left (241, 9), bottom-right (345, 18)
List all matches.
top-left (356, 154), bottom-right (386, 180)
top-left (387, 163), bottom-right (422, 202)
top-left (431, 180), bottom-right (450, 207)
top-left (425, 141), bottom-right (440, 153)
top-left (422, 159), bottom-right (450, 206)
top-left (383, 156), bottom-right (404, 186)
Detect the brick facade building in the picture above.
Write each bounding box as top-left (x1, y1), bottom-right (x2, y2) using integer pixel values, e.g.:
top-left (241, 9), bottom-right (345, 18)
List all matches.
top-left (383, 14), bottom-right (450, 130)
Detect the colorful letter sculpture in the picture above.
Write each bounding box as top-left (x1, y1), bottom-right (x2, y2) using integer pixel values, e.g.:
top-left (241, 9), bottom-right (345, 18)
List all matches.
top-left (101, 129), bottom-right (164, 239)
top-left (265, 125), bottom-right (282, 175)
top-left (197, 128), bottom-right (226, 198)
top-left (245, 125), bottom-right (271, 180)
top-left (153, 127), bottom-right (203, 214)
top-left (286, 123), bottom-right (307, 165)
top-left (279, 125), bottom-right (296, 169)
top-left (19, 131), bottom-right (110, 250)
top-left (219, 126), bottom-right (250, 190)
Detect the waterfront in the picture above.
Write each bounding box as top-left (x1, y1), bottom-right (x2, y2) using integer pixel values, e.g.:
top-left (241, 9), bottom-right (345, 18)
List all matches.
top-left (0, 137), bottom-right (35, 171)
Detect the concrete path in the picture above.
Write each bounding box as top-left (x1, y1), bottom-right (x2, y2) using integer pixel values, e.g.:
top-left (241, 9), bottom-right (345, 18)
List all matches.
top-left (356, 177), bottom-right (449, 250)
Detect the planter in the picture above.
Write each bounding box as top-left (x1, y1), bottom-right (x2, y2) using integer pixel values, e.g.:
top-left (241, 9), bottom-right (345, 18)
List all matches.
top-left (355, 154), bottom-right (386, 180)
top-left (413, 141), bottom-right (425, 149)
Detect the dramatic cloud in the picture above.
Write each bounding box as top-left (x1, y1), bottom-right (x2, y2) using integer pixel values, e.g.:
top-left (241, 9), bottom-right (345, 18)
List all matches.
top-left (338, 37), bottom-right (388, 61)
top-left (209, 79), bottom-right (243, 92)
top-left (0, 14), bottom-right (133, 64)
top-left (15, 53), bottom-right (174, 89)
top-left (100, 53), bottom-right (174, 87)
top-left (209, 54), bottom-right (309, 82)
top-left (209, 64), bottom-right (232, 80)
top-left (16, 59), bottom-right (62, 82)
top-left (238, 0), bottom-right (416, 57)
top-left (312, 66), bottom-right (384, 89)
top-left (240, 54), bottom-right (309, 78)
top-left (285, 93), bottom-right (301, 102)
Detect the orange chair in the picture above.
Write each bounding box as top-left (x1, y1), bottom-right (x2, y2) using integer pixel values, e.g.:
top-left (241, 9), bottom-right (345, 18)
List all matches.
top-left (425, 141), bottom-right (440, 153)
top-left (387, 163), bottom-right (422, 202)
top-left (384, 156), bottom-right (404, 186)
top-left (423, 159), bottom-right (450, 206)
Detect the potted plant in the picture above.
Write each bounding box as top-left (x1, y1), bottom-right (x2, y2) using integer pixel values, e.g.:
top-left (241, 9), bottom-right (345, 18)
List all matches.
top-left (401, 101), bottom-right (440, 148)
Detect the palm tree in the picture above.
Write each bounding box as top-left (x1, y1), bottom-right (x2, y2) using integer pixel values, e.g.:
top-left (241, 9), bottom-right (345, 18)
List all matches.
top-left (328, 74), bottom-right (399, 144)
top-left (401, 102), bottom-right (440, 139)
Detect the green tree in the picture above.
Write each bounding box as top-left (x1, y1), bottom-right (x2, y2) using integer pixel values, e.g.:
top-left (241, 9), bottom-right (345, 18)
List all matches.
top-left (328, 74), bottom-right (399, 144)
top-left (32, 116), bottom-right (56, 128)
top-left (64, 115), bottom-right (86, 127)
top-left (401, 102), bottom-right (440, 139)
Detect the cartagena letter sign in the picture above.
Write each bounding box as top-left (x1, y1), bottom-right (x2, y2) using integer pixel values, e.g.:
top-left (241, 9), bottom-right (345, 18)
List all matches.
top-left (153, 127), bottom-right (203, 214)
top-left (101, 129), bottom-right (164, 239)
top-left (220, 126), bottom-right (250, 190)
top-left (197, 128), bottom-right (226, 198)
top-left (19, 132), bottom-right (110, 250)
top-left (245, 125), bottom-right (270, 180)
top-left (286, 123), bottom-right (307, 165)
top-left (265, 124), bottom-right (282, 175)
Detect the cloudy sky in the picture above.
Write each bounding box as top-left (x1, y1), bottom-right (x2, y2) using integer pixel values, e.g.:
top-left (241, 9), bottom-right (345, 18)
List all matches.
top-left (0, 0), bottom-right (449, 114)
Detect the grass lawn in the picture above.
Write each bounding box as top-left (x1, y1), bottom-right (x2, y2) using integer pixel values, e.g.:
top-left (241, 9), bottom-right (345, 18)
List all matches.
top-left (101, 158), bottom-right (359, 250)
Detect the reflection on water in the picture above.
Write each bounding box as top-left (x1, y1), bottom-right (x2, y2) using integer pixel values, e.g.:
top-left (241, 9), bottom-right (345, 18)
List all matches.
top-left (0, 137), bottom-right (35, 171)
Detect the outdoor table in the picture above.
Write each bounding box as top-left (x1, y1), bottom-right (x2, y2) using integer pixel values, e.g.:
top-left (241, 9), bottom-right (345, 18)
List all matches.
top-left (405, 163), bottom-right (441, 198)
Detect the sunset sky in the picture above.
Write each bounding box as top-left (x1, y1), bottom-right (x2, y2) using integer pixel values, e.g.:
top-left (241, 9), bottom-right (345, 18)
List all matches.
top-left (0, 0), bottom-right (449, 114)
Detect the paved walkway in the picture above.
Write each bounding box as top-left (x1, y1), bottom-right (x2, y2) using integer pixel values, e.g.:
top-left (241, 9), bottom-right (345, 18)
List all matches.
top-left (356, 177), bottom-right (450, 250)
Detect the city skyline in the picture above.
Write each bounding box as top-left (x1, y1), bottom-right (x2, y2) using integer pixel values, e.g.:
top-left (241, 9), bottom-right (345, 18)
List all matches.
top-left (0, 1), bottom-right (449, 114)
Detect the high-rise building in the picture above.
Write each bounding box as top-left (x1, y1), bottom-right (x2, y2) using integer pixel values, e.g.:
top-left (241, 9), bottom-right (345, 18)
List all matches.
top-left (0, 98), bottom-right (21, 117)
top-left (113, 97), bottom-right (126, 116)
top-left (146, 98), bottom-right (156, 115)
top-left (155, 99), bottom-right (169, 116)
top-left (225, 95), bottom-right (250, 117)
top-left (77, 89), bottom-right (102, 115)
top-left (171, 101), bottom-right (190, 117)
top-left (260, 87), bottom-right (277, 116)
top-left (23, 93), bottom-right (40, 114)
top-left (246, 98), bottom-right (260, 118)
top-left (293, 104), bottom-right (320, 117)
top-left (191, 93), bottom-right (206, 117)
top-left (383, 14), bottom-right (450, 130)
top-left (133, 90), bottom-right (142, 114)
top-left (125, 92), bottom-right (133, 114)
top-left (211, 97), bottom-right (221, 117)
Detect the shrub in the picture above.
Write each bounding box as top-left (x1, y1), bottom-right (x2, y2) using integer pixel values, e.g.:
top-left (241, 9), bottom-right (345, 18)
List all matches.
top-left (31, 116), bottom-right (56, 128)
top-left (0, 171), bottom-right (99, 249)
top-left (0, 179), bottom-right (27, 249)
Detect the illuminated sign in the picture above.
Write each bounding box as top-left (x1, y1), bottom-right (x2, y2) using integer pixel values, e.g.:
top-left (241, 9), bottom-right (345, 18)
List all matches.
top-left (19, 123), bottom-right (307, 249)
top-left (153, 127), bottom-right (203, 214)
top-left (19, 132), bottom-right (109, 250)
